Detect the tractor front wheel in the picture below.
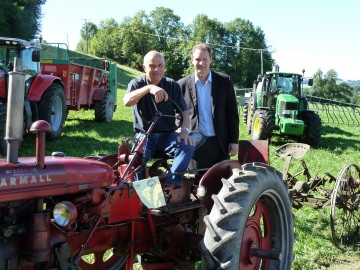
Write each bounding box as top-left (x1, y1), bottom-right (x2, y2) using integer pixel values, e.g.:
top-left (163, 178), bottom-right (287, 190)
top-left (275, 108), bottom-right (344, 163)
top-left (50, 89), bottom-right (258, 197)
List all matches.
top-left (38, 83), bottom-right (66, 140)
top-left (200, 163), bottom-right (294, 270)
top-left (300, 111), bottom-right (322, 146)
top-left (251, 109), bottom-right (273, 140)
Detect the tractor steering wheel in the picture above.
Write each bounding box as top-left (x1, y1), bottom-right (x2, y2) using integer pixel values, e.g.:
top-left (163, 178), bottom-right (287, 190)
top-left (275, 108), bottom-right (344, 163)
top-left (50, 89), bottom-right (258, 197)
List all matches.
top-left (142, 96), bottom-right (183, 133)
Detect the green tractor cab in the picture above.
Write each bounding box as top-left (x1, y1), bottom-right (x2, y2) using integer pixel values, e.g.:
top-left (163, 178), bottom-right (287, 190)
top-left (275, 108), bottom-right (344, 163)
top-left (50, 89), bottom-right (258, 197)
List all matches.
top-left (243, 66), bottom-right (322, 146)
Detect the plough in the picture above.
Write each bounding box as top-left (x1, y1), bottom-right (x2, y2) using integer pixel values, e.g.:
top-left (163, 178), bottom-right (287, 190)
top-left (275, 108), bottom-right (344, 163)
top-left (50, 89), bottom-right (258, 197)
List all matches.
top-left (276, 143), bottom-right (360, 249)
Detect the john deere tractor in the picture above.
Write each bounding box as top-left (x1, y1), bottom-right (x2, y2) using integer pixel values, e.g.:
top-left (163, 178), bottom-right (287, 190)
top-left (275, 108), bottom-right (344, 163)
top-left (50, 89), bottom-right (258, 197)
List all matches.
top-left (243, 66), bottom-right (322, 146)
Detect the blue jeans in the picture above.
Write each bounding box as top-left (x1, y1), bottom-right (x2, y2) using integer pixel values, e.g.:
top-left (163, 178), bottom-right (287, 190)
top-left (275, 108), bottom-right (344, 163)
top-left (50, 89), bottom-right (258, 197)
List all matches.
top-left (144, 132), bottom-right (195, 187)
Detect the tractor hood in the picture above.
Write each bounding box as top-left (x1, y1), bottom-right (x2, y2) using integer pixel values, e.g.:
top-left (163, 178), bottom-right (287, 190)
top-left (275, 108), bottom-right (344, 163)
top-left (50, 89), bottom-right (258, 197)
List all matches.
top-left (277, 94), bottom-right (299, 103)
top-left (0, 156), bottom-right (114, 203)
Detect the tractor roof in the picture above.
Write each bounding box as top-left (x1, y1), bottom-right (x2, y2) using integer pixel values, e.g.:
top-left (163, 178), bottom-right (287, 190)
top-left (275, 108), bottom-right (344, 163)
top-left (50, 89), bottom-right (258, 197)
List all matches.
top-left (0, 37), bottom-right (39, 49)
top-left (265, 71), bottom-right (302, 77)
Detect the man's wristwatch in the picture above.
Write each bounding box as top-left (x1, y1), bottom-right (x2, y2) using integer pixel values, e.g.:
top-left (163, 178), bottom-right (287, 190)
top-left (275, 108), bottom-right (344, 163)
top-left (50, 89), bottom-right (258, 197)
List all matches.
top-left (182, 127), bottom-right (190, 133)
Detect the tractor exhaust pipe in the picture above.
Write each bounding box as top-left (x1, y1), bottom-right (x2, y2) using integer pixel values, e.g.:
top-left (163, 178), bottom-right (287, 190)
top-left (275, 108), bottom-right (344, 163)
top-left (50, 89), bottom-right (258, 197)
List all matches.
top-left (5, 57), bottom-right (26, 164)
top-left (272, 65), bottom-right (279, 72)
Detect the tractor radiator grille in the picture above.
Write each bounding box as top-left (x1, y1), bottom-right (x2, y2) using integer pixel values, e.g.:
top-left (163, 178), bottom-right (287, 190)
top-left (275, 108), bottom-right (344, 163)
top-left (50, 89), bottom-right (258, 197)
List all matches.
top-left (280, 102), bottom-right (298, 111)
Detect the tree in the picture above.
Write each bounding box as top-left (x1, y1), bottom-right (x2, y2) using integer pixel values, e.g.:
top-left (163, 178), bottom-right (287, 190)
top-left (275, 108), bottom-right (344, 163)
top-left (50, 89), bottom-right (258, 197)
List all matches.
top-left (225, 18), bottom-right (273, 87)
top-left (149, 7), bottom-right (187, 80)
top-left (0, 0), bottom-right (46, 40)
top-left (313, 69), bottom-right (354, 102)
top-left (77, 21), bottom-right (98, 54)
top-left (90, 19), bottom-right (121, 61)
top-left (117, 11), bottom-right (156, 70)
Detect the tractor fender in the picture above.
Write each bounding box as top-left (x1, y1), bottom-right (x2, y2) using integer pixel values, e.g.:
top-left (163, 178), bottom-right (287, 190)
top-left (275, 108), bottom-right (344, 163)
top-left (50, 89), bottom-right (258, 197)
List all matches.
top-left (198, 159), bottom-right (242, 212)
top-left (27, 74), bottom-right (64, 102)
top-left (92, 88), bottom-right (108, 101)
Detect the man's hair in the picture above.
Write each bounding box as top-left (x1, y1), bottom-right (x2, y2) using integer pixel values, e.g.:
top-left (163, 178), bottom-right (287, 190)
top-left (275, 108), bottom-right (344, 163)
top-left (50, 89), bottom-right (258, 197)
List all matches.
top-left (192, 43), bottom-right (212, 59)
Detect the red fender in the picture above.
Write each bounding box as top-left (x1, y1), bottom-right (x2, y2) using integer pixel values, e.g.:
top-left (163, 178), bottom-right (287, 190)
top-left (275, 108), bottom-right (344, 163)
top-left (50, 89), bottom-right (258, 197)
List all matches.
top-left (27, 74), bottom-right (64, 101)
top-left (199, 159), bottom-right (242, 212)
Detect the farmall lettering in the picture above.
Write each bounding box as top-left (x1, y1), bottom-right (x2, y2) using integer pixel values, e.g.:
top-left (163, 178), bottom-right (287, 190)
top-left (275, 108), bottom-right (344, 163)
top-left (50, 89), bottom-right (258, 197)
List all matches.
top-left (1, 168), bottom-right (52, 188)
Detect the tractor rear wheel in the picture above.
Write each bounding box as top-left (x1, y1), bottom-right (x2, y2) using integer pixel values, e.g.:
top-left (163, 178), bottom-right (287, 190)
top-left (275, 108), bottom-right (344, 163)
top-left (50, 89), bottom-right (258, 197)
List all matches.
top-left (246, 98), bottom-right (255, 134)
top-left (242, 102), bottom-right (249, 124)
top-left (94, 91), bottom-right (114, 123)
top-left (200, 163), bottom-right (294, 270)
top-left (38, 83), bottom-right (66, 140)
top-left (251, 109), bottom-right (273, 140)
top-left (300, 111), bottom-right (322, 146)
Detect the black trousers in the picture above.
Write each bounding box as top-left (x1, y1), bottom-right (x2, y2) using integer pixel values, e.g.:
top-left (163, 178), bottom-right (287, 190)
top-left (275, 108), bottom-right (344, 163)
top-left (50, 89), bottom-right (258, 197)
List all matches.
top-left (188, 136), bottom-right (229, 172)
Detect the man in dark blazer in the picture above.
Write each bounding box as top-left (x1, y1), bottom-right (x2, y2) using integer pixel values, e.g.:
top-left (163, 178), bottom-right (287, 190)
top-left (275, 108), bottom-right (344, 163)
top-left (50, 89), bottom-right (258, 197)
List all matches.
top-left (178, 43), bottom-right (239, 171)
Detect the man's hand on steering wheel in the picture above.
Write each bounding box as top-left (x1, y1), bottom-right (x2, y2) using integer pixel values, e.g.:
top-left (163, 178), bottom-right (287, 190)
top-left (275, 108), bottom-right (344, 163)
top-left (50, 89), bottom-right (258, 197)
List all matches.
top-left (149, 85), bottom-right (168, 103)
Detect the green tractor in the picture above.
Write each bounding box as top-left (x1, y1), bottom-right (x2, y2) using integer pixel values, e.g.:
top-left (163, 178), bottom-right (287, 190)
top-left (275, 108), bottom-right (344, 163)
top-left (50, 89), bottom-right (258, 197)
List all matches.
top-left (243, 66), bottom-right (322, 146)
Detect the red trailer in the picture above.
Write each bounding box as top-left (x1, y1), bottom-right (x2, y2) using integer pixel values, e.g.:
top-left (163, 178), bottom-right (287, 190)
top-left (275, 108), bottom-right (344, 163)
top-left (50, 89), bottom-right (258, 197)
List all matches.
top-left (0, 38), bottom-right (117, 155)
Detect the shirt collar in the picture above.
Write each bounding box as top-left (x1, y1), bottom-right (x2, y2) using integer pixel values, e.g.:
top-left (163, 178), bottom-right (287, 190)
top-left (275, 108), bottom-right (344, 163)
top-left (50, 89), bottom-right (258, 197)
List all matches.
top-left (195, 71), bottom-right (212, 85)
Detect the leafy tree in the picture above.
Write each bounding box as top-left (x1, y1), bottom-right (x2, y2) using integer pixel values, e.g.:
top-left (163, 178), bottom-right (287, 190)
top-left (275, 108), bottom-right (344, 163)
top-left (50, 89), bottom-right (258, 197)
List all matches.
top-left (118, 11), bottom-right (156, 70)
top-left (0, 0), bottom-right (46, 40)
top-left (313, 69), bottom-right (353, 102)
top-left (148, 7), bottom-right (187, 79)
top-left (185, 14), bottom-right (228, 75)
top-left (89, 19), bottom-right (121, 61)
top-left (77, 21), bottom-right (98, 54)
top-left (225, 18), bottom-right (273, 87)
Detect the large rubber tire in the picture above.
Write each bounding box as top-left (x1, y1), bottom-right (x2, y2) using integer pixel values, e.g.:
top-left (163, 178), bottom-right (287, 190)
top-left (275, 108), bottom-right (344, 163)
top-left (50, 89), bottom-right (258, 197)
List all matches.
top-left (246, 98), bottom-right (255, 134)
top-left (0, 102), bottom-right (7, 156)
top-left (38, 84), bottom-right (66, 140)
top-left (242, 102), bottom-right (249, 124)
top-left (200, 163), bottom-right (294, 270)
top-left (251, 109), bottom-right (273, 141)
top-left (300, 111), bottom-right (322, 146)
top-left (94, 91), bottom-right (115, 123)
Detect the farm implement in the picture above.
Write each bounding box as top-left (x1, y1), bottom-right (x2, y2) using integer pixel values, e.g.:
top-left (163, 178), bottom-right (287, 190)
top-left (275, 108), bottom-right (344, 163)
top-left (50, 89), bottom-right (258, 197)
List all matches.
top-left (276, 143), bottom-right (360, 249)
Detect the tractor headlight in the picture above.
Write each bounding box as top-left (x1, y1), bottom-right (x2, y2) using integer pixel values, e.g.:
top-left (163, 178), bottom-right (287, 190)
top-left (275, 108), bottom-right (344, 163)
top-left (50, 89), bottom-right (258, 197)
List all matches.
top-left (53, 201), bottom-right (78, 227)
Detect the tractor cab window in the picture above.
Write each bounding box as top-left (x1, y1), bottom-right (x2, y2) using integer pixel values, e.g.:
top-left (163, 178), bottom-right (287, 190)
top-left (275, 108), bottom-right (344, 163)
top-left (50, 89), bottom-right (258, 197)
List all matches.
top-left (270, 76), bottom-right (299, 95)
top-left (0, 47), bottom-right (18, 71)
top-left (20, 48), bottom-right (40, 78)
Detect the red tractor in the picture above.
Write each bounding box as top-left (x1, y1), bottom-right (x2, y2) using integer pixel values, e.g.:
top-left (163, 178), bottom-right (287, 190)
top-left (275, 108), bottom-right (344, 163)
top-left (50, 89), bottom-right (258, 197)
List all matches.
top-left (0, 64), bottom-right (294, 269)
top-left (0, 37), bottom-right (117, 156)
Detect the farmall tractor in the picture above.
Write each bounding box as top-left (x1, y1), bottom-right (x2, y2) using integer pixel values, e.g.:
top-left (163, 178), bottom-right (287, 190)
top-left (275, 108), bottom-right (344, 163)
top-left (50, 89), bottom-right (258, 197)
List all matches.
top-left (0, 60), bottom-right (294, 269)
top-left (0, 37), bottom-right (117, 156)
top-left (243, 66), bottom-right (322, 146)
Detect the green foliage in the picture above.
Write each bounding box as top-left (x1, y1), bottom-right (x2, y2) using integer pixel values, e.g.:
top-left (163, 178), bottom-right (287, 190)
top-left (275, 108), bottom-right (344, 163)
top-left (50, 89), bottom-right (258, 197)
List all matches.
top-left (75, 7), bottom-right (273, 86)
top-left (313, 69), bottom-right (354, 102)
top-left (0, 0), bottom-right (46, 40)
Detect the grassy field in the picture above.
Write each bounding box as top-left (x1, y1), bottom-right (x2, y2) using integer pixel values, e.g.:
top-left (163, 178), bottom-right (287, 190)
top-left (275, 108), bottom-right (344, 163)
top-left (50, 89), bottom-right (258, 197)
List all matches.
top-left (18, 64), bottom-right (360, 269)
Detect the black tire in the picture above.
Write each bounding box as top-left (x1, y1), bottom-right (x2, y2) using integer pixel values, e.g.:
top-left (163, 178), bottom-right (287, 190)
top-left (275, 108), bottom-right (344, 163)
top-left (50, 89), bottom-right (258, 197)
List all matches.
top-left (242, 102), bottom-right (249, 124)
top-left (300, 111), bottom-right (322, 146)
top-left (246, 98), bottom-right (255, 134)
top-left (200, 163), bottom-right (294, 270)
top-left (94, 91), bottom-right (115, 123)
top-left (0, 102), bottom-right (7, 156)
top-left (38, 84), bottom-right (66, 140)
top-left (251, 109), bottom-right (273, 140)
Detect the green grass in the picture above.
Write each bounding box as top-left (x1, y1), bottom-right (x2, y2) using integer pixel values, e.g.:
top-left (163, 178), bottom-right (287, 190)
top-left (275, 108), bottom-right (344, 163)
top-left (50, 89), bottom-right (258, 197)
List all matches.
top-left (17, 64), bottom-right (360, 269)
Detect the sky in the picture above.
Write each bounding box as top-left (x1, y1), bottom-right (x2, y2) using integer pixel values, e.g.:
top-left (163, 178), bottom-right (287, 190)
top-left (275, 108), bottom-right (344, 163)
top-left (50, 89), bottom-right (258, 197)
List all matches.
top-left (41, 0), bottom-right (360, 81)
